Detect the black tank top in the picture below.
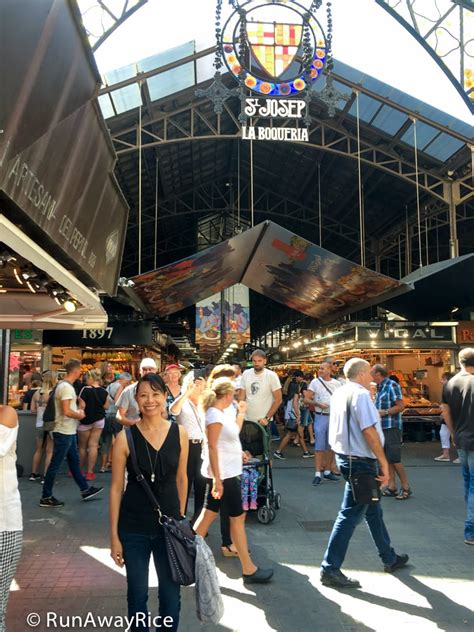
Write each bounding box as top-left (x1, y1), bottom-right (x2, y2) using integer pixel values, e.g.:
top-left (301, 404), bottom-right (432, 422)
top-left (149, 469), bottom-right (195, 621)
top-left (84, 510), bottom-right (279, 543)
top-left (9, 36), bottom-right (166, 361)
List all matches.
top-left (118, 422), bottom-right (181, 535)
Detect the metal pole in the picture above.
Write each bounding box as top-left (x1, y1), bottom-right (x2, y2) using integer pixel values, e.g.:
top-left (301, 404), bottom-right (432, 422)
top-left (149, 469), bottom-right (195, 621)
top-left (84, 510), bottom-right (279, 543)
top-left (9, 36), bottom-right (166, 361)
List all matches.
top-left (0, 329), bottom-right (11, 405)
top-left (448, 182), bottom-right (459, 258)
top-left (154, 157), bottom-right (159, 270)
top-left (250, 139), bottom-right (254, 227)
top-left (318, 163), bottom-right (322, 247)
top-left (138, 99), bottom-right (142, 275)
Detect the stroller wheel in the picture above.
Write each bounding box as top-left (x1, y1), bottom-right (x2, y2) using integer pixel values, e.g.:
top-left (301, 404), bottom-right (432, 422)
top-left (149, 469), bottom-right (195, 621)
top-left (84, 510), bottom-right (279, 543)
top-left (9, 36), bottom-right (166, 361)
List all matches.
top-left (257, 506), bottom-right (273, 524)
top-left (274, 493), bottom-right (281, 510)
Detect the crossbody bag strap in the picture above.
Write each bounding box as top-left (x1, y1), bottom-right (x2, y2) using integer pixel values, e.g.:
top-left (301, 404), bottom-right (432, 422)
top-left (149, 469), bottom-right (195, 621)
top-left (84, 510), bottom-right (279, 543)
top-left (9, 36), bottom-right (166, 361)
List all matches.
top-left (125, 427), bottom-right (164, 519)
top-left (318, 377), bottom-right (334, 396)
top-left (345, 391), bottom-right (353, 479)
top-left (188, 400), bottom-right (205, 436)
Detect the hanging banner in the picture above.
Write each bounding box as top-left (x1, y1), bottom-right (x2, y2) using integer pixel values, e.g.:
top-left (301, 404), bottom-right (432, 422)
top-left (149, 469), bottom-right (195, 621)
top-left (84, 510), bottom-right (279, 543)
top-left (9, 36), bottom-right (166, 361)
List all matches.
top-left (196, 292), bottom-right (222, 355)
top-left (223, 284), bottom-right (251, 346)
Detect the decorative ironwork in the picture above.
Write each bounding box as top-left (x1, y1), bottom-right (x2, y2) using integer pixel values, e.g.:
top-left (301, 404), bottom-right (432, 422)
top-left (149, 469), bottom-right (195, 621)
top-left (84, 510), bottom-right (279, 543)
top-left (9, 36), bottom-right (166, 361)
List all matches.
top-left (217, 0), bottom-right (329, 97)
top-left (195, 71), bottom-right (240, 114)
top-left (317, 74), bottom-right (351, 117)
top-left (376, 0), bottom-right (474, 113)
top-left (78, 0), bottom-right (149, 52)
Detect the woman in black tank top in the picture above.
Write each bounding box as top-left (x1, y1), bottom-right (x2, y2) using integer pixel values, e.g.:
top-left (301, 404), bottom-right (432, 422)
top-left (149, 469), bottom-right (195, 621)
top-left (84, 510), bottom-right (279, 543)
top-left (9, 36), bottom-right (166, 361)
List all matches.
top-left (109, 374), bottom-right (189, 632)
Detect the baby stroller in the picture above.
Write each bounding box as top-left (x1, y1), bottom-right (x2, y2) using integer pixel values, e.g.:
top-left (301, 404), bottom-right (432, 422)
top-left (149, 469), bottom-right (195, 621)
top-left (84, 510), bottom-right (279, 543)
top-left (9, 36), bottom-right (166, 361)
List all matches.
top-left (239, 420), bottom-right (281, 524)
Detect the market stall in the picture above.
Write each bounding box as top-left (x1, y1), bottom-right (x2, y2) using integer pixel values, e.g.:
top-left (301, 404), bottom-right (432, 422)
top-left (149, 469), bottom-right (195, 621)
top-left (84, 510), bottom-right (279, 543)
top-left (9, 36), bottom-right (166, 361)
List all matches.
top-left (43, 322), bottom-right (161, 380)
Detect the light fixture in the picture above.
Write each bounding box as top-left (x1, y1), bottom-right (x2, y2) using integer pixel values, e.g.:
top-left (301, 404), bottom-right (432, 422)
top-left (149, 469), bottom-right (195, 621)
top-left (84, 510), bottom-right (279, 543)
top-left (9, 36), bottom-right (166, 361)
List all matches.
top-left (369, 332), bottom-right (377, 339)
top-left (316, 334), bottom-right (322, 339)
top-left (403, 333), bottom-right (409, 338)
top-left (63, 299), bottom-right (78, 313)
top-left (0, 250), bottom-right (16, 269)
top-left (304, 338), bottom-right (310, 344)
top-left (451, 307), bottom-right (459, 314)
top-left (13, 268), bottom-right (23, 285)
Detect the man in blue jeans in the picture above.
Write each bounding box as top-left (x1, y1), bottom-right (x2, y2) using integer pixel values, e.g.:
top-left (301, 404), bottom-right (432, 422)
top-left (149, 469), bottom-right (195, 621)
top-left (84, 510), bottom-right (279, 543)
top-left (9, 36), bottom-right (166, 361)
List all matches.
top-left (40, 359), bottom-right (103, 507)
top-left (320, 358), bottom-right (409, 588)
top-left (441, 347), bottom-right (474, 545)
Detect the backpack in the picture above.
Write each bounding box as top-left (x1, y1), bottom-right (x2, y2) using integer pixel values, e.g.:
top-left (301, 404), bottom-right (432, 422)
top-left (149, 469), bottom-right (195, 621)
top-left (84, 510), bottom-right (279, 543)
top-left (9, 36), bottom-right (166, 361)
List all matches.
top-left (194, 535), bottom-right (224, 624)
top-left (42, 385), bottom-right (58, 430)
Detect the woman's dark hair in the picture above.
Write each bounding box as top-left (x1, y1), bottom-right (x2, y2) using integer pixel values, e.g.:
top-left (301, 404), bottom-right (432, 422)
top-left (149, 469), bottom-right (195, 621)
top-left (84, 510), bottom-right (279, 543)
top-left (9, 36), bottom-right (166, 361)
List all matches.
top-left (135, 373), bottom-right (166, 396)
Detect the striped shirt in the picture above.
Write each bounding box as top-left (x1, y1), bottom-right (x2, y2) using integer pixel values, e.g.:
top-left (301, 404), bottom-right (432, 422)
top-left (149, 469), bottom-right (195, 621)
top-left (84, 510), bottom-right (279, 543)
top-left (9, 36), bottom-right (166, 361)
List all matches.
top-left (375, 378), bottom-right (403, 430)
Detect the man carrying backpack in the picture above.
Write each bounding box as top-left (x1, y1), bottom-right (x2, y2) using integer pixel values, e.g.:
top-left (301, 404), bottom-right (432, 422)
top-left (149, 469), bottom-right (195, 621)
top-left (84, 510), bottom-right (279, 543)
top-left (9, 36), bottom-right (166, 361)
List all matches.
top-left (40, 359), bottom-right (103, 508)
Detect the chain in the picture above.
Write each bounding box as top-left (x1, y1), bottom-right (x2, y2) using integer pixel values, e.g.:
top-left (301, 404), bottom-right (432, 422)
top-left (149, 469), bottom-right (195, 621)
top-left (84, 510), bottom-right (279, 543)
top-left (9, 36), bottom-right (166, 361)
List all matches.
top-left (325, 1), bottom-right (334, 74)
top-left (214, 0), bottom-right (224, 70)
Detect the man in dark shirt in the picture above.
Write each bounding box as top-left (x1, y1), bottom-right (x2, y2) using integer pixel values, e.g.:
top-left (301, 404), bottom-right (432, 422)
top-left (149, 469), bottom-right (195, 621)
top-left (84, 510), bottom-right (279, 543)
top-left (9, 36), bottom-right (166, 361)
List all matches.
top-left (442, 347), bottom-right (474, 545)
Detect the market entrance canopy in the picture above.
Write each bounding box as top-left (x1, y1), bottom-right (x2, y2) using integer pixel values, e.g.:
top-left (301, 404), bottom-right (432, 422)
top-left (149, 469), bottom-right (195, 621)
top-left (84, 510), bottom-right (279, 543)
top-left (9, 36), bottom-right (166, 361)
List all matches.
top-left (132, 221), bottom-right (411, 323)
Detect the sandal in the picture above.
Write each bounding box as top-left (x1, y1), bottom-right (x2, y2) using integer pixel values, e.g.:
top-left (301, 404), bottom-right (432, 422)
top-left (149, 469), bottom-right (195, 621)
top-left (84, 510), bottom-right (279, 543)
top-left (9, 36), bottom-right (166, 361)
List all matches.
top-left (395, 488), bottom-right (412, 500)
top-left (382, 488), bottom-right (398, 497)
top-left (221, 545), bottom-right (239, 558)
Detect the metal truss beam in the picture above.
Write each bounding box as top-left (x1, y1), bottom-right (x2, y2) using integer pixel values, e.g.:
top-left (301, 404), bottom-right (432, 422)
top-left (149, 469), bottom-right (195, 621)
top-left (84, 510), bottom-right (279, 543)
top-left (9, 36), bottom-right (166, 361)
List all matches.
top-left (111, 101), bottom-right (452, 202)
top-left (376, 0), bottom-right (474, 114)
top-left (125, 178), bottom-right (365, 250)
top-left (78, 0), bottom-right (149, 52)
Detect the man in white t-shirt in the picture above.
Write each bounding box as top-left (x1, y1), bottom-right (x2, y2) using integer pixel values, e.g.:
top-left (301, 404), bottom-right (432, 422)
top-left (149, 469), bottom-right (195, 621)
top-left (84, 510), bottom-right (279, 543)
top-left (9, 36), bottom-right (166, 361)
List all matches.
top-left (116, 357), bottom-right (157, 426)
top-left (238, 350), bottom-right (282, 433)
top-left (307, 361), bottom-right (342, 486)
top-left (40, 359), bottom-right (103, 508)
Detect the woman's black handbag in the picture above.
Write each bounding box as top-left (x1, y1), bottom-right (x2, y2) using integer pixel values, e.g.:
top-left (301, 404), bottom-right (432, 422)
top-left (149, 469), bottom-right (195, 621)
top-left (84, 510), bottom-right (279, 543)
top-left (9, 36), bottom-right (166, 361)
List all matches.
top-left (125, 428), bottom-right (197, 586)
top-left (346, 395), bottom-right (381, 505)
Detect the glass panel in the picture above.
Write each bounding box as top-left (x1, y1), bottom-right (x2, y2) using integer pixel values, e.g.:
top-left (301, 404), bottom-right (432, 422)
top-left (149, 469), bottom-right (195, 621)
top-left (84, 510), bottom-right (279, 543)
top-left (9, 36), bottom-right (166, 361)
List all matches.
top-left (371, 105), bottom-right (408, 135)
top-left (97, 94), bottom-right (116, 119)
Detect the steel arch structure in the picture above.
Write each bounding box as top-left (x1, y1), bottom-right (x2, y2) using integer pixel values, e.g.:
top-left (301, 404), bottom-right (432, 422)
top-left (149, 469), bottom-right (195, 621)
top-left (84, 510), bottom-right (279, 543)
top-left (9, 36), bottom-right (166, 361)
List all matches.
top-left (376, 0), bottom-right (474, 114)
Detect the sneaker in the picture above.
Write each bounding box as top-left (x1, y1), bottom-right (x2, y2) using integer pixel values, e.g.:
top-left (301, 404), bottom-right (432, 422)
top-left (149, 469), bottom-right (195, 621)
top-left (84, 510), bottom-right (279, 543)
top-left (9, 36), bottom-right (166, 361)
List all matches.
top-left (85, 472), bottom-right (96, 481)
top-left (324, 472), bottom-right (340, 481)
top-left (302, 451), bottom-right (313, 458)
top-left (312, 475), bottom-right (322, 486)
top-left (243, 567), bottom-right (273, 584)
top-left (452, 458), bottom-right (461, 464)
top-left (384, 554), bottom-right (409, 573)
top-left (320, 569), bottom-right (360, 588)
top-left (39, 496), bottom-right (64, 508)
top-left (464, 539), bottom-right (474, 545)
top-left (271, 436), bottom-right (280, 442)
top-left (273, 451), bottom-right (286, 460)
top-left (81, 486), bottom-right (104, 501)
top-left (434, 456), bottom-right (450, 461)
top-left (29, 473), bottom-right (41, 481)
top-left (242, 502), bottom-right (249, 512)
top-left (250, 501), bottom-right (257, 510)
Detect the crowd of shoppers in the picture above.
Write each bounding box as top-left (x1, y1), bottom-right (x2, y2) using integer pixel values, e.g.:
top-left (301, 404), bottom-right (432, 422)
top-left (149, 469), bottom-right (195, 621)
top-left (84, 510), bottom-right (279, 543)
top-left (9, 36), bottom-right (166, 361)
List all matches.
top-left (2, 345), bottom-right (473, 631)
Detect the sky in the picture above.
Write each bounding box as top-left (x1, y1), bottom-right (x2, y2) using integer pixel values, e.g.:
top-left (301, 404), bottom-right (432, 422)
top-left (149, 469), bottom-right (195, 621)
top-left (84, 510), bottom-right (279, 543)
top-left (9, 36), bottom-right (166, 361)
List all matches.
top-left (83, 0), bottom-right (472, 125)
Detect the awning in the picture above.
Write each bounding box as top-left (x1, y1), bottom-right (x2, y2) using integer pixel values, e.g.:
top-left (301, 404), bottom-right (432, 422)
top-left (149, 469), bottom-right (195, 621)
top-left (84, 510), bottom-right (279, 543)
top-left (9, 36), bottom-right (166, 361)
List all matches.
top-left (380, 253), bottom-right (474, 320)
top-left (132, 221), bottom-right (411, 323)
top-left (0, 214), bottom-right (107, 329)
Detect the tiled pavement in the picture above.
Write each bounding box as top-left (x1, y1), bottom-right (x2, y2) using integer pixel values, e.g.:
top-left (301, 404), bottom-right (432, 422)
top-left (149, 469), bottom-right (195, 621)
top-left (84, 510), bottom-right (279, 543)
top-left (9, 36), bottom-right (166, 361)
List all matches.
top-left (7, 441), bottom-right (473, 632)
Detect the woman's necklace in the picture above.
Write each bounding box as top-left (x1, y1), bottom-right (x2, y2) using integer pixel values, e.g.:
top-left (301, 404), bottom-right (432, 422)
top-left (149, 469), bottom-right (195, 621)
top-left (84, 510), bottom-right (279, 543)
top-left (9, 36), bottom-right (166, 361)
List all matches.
top-left (143, 433), bottom-right (159, 483)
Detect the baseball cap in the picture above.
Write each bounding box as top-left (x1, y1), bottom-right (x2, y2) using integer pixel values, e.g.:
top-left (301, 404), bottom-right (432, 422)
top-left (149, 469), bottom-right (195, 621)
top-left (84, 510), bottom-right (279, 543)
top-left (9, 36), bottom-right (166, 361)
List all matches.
top-left (140, 358), bottom-right (157, 370)
top-left (165, 364), bottom-right (182, 371)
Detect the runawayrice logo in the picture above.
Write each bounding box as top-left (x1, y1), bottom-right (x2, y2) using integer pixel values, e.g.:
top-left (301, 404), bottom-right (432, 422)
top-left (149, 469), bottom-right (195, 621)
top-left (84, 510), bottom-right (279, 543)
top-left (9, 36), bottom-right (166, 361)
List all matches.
top-left (105, 229), bottom-right (119, 264)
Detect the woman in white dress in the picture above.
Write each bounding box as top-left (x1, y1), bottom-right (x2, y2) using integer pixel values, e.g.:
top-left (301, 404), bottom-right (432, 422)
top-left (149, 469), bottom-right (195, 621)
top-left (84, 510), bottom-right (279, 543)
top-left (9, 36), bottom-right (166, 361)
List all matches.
top-left (0, 405), bottom-right (23, 632)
